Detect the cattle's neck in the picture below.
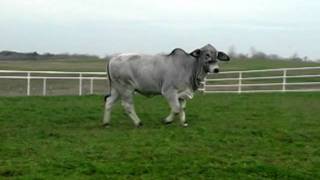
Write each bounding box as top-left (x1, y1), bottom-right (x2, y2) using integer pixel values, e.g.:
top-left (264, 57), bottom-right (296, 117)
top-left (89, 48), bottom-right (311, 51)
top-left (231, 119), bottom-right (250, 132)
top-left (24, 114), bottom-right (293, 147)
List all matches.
top-left (190, 58), bottom-right (206, 91)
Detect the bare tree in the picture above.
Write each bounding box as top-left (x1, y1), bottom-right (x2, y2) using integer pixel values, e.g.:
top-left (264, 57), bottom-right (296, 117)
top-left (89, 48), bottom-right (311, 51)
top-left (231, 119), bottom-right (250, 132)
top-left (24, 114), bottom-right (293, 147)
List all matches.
top-left (237, 53), bottom-right (249, 59)
top-left (291, 53), bottom-right (302, 62)
top-left (228, 45), bottom-right (237, 58)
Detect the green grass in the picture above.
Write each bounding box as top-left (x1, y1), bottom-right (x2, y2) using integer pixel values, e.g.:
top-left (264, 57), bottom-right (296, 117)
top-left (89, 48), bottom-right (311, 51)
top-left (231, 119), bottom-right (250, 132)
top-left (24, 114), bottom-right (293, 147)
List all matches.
top-left (1, 93), bottom-right (320, 179)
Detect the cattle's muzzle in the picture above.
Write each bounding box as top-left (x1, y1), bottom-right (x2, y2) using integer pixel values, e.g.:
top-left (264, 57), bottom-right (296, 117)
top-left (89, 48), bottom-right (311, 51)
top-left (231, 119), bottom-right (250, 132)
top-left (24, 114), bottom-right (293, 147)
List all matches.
top-left (204, 66), bottom-right (210, 73)
top-left (214, 68), bottom-right (219, 73)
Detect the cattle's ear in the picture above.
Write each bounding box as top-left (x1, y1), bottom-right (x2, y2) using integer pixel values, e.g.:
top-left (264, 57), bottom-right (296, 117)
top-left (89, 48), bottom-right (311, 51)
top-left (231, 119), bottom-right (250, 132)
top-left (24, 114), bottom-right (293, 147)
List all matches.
top-left (217, 51), bottom-right (230, 61)
top-left (190, 49), bottom-right (201, 58)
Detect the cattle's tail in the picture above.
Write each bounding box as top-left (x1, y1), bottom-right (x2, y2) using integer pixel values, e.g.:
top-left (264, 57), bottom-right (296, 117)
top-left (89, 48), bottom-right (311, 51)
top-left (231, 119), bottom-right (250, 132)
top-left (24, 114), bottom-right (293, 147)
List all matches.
top-left (104, 59), bottom-right (112, 102)
top-left (104, 94), bottom-right (111, 102)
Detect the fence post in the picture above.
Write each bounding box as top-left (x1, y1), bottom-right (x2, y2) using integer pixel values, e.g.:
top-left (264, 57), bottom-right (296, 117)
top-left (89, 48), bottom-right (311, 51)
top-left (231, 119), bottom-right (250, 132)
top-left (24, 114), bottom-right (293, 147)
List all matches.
top-left (79, 73), bottom-right (82, 96)
top-left (27, 72), bottom-right (31, 96)
top-left (238, 72), bottom-right (242, 94)
top-left (43, 78), bottom-right (47, 96)
top-left (282, 69), bottom-right (287, 92)
top-left (203, 77), bottom-right (207, 93)
top-left (90, 78), bottom-right (94, 94)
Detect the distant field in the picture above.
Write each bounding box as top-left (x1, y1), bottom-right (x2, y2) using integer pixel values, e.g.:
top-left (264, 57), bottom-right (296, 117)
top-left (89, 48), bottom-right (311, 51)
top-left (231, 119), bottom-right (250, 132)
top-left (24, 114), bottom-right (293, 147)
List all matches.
top-left (1, 93), bottom-right (320, 179)
top-left (0, 58), bottom-right (319, 72)
top-left (220, 59), bottom-right (320, 71)
top-left (0, 59), bottom-right (107, 72)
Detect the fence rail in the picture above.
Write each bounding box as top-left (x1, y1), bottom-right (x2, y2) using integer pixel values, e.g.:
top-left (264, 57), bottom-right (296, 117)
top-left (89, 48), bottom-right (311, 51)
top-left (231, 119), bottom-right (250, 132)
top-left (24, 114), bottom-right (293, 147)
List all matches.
top-left (201, 66), bottom-right (320, 93)
top-left (0, 70), bottom-right (108, 96)
top-left (1, 67), bottom-right (320, 96)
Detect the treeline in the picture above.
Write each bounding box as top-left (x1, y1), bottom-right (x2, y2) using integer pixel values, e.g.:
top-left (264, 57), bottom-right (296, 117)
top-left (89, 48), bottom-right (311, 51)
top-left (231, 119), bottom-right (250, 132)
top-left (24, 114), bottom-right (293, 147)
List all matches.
top-left (1, 48), bottom-right (318, 62)
top-left (228, 46), bottom-right (315, 62)
top-left (0, 51), bottom-right (100, 60)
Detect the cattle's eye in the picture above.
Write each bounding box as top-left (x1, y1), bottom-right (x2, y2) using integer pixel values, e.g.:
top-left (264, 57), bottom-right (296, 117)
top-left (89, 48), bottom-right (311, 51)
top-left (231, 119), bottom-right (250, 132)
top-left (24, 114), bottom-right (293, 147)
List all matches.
top-left (206, 54), bottom-right (211, 58)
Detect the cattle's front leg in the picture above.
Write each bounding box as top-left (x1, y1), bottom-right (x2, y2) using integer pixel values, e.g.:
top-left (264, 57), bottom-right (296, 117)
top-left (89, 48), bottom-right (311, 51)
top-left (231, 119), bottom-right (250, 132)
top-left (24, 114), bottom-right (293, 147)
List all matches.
top-left (164, 111), bottom-right (176, 124)
top-left (179, 98), bottom-right (188, 127)
top-left (163, 90), bottom-right (183, 126)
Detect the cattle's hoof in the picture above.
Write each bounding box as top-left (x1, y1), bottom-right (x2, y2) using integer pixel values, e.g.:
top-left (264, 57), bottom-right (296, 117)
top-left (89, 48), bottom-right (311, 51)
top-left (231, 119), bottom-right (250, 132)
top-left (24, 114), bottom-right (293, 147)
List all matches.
top-left (182, 123), bottom-right (189, 127)
top-left (102, 123), bottom-right (110, 128)
top-left (135, 122), bottom-right (143, 128)
top-left (163, 119), bottom-right (173, 125)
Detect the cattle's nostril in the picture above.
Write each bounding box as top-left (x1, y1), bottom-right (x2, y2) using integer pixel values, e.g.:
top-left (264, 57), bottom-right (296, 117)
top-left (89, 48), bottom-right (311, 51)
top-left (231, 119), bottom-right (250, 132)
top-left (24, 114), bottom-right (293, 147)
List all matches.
top-left (214, 69), bottom-right (219, 73)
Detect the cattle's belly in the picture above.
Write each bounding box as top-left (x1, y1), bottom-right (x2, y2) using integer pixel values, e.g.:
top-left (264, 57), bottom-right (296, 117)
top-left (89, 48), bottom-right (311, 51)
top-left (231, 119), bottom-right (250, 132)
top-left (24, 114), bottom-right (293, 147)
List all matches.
top-left (134, 79), bottom-right (162, 94)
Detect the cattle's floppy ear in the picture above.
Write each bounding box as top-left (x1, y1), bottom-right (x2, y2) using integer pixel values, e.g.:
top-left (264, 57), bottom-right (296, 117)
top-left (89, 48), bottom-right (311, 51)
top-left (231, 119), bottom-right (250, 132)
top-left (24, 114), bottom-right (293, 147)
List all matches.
top-left (190, 49), bottom-right (201, 58)
top-left (217, 51), bottom-right (230, 61)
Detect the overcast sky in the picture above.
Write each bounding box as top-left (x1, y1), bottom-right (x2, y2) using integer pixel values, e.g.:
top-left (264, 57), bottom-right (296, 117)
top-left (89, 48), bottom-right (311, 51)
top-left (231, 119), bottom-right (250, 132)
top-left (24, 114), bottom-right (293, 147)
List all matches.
top-left (1, 0), bottom-right (319, 59)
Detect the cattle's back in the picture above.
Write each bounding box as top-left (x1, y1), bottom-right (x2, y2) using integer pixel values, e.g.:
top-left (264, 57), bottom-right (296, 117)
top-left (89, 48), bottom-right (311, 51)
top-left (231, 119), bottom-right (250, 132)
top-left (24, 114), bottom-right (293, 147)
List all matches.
top-left (108, 52), bottom-right (194, 93)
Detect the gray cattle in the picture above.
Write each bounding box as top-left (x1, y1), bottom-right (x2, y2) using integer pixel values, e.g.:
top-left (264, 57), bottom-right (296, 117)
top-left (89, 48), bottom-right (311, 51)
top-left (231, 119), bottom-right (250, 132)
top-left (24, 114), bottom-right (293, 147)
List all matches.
top-left (103, 44), bottom-right (230, 127)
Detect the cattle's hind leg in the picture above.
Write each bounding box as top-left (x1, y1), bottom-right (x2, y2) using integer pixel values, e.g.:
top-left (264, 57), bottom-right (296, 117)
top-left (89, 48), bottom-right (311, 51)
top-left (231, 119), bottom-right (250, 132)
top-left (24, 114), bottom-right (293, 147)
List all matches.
top-left (121, 92), bottom-right (143, 127)
top-left (102, 88), bottom-right (119, 127)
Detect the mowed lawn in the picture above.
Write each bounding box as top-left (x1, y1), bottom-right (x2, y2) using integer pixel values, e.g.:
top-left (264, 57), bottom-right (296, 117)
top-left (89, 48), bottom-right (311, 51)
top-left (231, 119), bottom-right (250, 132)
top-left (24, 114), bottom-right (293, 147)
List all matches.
top-left (0, 93), bottom-right (320, 179)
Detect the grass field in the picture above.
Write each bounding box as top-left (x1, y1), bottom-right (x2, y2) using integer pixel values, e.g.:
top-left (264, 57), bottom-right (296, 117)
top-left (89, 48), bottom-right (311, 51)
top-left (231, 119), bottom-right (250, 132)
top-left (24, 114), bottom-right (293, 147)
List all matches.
top-left (1, 93), bottom-right (320, 179)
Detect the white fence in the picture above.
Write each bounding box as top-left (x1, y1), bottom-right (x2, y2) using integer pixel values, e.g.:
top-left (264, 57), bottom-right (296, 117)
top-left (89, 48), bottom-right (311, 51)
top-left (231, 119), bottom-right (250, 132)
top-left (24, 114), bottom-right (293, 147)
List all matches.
top-left (0, 70), bottom-right (107, 96)
top-left (202, 66), bottom-right (320, 93)
top-left (1, 67), bottom-right (320, 96)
